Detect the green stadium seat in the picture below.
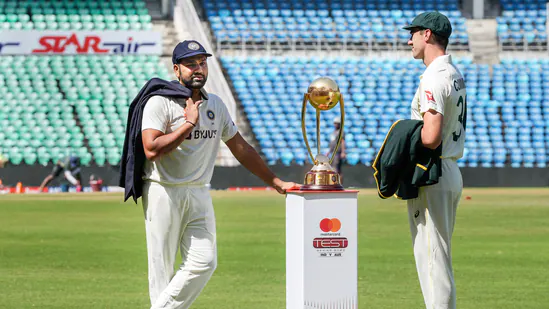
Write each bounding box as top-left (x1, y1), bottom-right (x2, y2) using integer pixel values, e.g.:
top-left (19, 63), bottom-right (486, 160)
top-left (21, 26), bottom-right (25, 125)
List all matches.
top-left (107, 154), bottom-right (120, 165)
top-left (16, 140), bottom-right (29, 148)
top-left (80, 152), bottom-right (92, 166)
top-left (82, 21), bottom-right (93, 30)
top-left (81, 14), bottom-right (92, 23)
top-left (9, 153), bottom-right (23, 165)
top-left (94, 153), bottom-right (106, 166)
top-left (88, 2), bottom-right (99, 9)
top-left (56, 14), bottom-right (68, 22)
top-left (89, 138), bottom-right (102, 149)
top-left (130, 22), bottom-right (142, 30)
top-left (6, 14), bottom-right (18, 22)
top-left (103, 139), bottom-right (116, 148)
top-left (57, 139), bottom-right (69, 148)
top-left (49, 147), bottom-right (61, 158)
top-left (24, 152), bottom-right (37, 165)
top-left (58, 21), bottom-right (70, 30)
top-left (94, 21), bottom-right (105, 30)
top-left (141, 22), bottom-right (152, 30)
top-left (10, 22), bottom-right (22, 29)
top-left (118, 21), bottom-right (130, 30)
top-left (37, 152), bottom-right (51, 166)
top-left (18, 14), bottom-right (30, 22)
top-left (104, 15), bottom-right (116, 23)
top-left (68, 14), bottom-right (80, 23)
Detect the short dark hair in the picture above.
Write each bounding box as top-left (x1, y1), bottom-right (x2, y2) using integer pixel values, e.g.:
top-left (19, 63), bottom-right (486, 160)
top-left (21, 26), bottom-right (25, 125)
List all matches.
top-left (432, 32), bottom-right (449, 50)
top-left (419, 29), bottom-right (449, 50)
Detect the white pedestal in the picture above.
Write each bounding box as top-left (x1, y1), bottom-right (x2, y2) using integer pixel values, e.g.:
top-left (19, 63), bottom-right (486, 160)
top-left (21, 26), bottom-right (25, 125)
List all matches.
top-left (286, 190), bottom-right (358, 309)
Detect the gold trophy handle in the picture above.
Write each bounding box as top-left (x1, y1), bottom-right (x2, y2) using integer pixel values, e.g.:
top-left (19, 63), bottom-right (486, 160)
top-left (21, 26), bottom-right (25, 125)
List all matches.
top-left (301, 94), bottom-right (317, 165)
top-left (329, 94), bottom-right (345, 165)
top-left (316, 108), bottom-right (321, 157)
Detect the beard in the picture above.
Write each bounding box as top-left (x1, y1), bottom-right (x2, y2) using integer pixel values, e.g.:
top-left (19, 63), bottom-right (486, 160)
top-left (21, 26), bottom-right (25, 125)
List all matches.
top-left (181, 73), bottom-right (207, 89)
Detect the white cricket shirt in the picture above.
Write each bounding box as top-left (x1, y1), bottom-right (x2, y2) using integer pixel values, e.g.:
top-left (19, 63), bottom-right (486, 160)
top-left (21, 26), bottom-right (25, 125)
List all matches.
top-left (411, 55), bottom-right (467, 159)
top-left (141, 90), bottom-right (238, 185)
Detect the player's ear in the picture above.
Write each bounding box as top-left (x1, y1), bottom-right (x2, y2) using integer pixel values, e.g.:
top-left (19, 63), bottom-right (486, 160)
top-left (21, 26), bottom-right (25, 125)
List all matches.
top-left (424, 29), bottom-right (432, 42)
top-left (173, 64), bottom-right (180, 78)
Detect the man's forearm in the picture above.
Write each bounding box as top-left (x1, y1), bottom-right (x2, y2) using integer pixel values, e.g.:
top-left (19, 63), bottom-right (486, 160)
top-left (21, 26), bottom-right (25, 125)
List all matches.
top-left (147, 123), bottom-right (195, 159)
top-left (233, 144), bottom-right (279, 186)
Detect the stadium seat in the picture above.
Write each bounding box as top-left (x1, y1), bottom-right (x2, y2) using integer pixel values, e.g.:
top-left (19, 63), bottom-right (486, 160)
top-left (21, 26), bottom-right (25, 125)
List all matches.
top-left (0, 53), bottom-right (170, 166)
top-left (205, 0), bottom-right (469, 47)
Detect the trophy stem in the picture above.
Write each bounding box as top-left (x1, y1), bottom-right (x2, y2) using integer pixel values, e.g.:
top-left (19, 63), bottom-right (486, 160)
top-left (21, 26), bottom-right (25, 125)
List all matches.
top-left (330, 94), bottom-right (345, 165)
top-left (316, 109), bottom-right (321, 158)
top-left (301, 94), bottom-right (316, 165)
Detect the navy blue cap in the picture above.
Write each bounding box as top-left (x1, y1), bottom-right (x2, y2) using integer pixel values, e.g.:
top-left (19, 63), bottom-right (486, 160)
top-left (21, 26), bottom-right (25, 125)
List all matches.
top-left (172, 40), bottom-right (212, 64)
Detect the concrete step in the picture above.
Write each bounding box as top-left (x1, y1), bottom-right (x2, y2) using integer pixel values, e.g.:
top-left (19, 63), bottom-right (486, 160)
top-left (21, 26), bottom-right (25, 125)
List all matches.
top-left (145, 0), bottom-right (165, 19)
top-left (465, 18), bottom-right (499, 64)
top-left (153, 20), bottom-right (190, 56)
top-left (469, 42), bottom-right (499, 49)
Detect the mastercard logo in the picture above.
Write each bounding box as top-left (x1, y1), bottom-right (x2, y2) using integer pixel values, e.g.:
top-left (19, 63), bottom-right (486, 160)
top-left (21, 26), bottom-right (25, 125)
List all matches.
top-left (319, 218), bottom-right (341, 232)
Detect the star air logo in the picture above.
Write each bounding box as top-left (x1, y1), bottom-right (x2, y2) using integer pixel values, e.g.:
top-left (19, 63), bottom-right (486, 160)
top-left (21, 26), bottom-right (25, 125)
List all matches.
top-left (425, 90), bottom-right (435, 103)
top-left (207, 110), bottom-right (215, 120)
top-left (188, 42), bottom-right (200, 50)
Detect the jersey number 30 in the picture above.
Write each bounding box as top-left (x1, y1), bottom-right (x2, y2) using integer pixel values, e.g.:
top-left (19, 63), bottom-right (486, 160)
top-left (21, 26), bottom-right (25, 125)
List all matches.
top-left (452, 95), bottom-right (467, 141)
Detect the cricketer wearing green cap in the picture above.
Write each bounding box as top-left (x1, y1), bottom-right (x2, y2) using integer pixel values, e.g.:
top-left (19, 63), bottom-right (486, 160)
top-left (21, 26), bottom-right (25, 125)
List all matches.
top-left (403, 11), bottom-right (453, 39)
top-left (402, 11), bottom-right (465, 309)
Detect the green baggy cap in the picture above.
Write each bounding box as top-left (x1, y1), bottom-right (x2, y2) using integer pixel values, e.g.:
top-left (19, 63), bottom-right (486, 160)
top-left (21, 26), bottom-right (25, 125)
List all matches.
top-left (403, 11), bottom-right (452, 39)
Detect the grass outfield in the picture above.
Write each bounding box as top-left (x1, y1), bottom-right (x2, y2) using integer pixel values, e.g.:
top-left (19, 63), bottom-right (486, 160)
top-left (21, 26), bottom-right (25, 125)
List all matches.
top-left (0, 188), bottom-right (548, 309)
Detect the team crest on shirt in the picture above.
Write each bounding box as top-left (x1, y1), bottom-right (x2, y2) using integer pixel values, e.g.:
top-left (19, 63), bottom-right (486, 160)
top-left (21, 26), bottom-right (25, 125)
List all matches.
top-left (207, 110), bottom-right (215, 120)
top-left (424, 90), bottom-right (435, 103)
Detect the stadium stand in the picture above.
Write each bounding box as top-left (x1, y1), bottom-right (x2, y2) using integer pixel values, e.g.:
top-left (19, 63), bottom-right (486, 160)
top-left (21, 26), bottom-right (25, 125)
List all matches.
top-left (0, 54), bottom-right (170, 167)
top-left (496, 0), bottom-right (547, 49)
top-left (206, 0), bottom-right (547, 168)
top-left (0, 0), bottom-right (152, 30)
top-left (223, 55), bottom-right (548, 168)
top-left (1, 0), bottom-right (548, 170)
top-left (203, 0), bottom-right (469, 50)
top-left (222, 56), bottom-right (493, 167)
top-left (0, 0), bottom-right (170, 167)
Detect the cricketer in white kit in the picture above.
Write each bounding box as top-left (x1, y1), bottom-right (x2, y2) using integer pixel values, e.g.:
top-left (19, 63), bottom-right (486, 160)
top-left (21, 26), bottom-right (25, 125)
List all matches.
top-left (404, 12), bottom-right (466, 309)
top-left (140, 40), bottom-right (297, 309)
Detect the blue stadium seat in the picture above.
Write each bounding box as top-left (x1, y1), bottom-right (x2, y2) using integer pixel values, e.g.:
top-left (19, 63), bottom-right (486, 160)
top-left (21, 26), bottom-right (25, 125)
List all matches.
top-left (221, 54), bottom-right (549, 166)
top-left (206, 0), bottom-right (468, 45)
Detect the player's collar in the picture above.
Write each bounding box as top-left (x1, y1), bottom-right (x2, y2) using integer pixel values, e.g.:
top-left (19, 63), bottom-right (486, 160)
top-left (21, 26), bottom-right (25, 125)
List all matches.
top-left (199, 88), bottom-right (209, 100)
top-left (420, 54), bottom-right (452, 79)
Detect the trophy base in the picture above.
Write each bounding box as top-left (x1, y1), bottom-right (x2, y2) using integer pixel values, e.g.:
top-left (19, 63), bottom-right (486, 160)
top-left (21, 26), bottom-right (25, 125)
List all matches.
top-left (301, 168), bottom-right (343, 191)
top-left (299, 184), bottom-right (345, 191)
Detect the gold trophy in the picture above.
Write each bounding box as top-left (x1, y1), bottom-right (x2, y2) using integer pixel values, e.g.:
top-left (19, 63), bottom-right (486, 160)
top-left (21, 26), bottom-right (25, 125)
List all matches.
top-left (300, 77), bottom-right (345, 191)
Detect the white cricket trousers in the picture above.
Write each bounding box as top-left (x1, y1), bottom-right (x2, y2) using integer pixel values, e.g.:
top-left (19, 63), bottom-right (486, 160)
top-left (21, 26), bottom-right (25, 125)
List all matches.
top-left (407, 159), bottom-right (463, 309)
top-left (142, 181), bottom-right (217, 309)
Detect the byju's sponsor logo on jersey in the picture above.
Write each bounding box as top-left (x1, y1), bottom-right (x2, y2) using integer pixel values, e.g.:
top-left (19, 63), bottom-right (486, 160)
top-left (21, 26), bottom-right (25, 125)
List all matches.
top-left (186, 129), bottom-right (218, 140)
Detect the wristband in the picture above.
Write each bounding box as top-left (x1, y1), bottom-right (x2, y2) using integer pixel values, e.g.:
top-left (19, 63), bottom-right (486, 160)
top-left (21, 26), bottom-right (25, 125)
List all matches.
top-left (186, 120), bottom-right (196, 127)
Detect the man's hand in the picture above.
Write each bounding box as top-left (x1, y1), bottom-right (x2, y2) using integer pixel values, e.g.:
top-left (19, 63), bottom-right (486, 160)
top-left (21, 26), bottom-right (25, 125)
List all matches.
top-left (273, 178), bottom-right (299, 194)
top-left (184, 98), bottom-right (202, 124)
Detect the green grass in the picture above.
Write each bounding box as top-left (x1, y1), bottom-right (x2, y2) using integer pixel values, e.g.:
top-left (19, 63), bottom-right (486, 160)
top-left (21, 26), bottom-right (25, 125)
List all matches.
top-left (0, 188), bottom-right (548, 309)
